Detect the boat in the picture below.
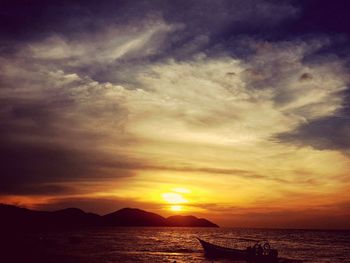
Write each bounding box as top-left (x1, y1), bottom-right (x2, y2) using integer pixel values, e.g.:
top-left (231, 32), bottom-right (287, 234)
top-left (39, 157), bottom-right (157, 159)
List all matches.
top-left (197, 237), bottom-right (278, 262)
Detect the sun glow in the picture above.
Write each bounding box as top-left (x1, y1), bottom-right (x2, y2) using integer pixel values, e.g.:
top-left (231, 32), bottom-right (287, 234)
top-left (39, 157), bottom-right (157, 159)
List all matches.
top-left (169, 205), bottom-right (183, 211)
top-left (162, 192), bottom-right (188, 204)
top-left (162, 188), bottom-right (190, 212)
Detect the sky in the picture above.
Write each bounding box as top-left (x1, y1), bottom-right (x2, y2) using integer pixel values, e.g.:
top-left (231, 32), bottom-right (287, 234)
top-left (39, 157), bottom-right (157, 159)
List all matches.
top-left (1, 0), bottom-right (350, 229)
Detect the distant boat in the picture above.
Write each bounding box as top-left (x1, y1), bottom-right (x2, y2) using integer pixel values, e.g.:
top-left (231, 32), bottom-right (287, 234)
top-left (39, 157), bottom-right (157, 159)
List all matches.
top-left (197, 237), bottom-right (278, 263)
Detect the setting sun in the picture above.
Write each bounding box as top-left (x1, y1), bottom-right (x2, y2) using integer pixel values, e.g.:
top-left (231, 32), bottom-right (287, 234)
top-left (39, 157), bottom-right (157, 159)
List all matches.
top-left (169, 205), bottom-right (183, 212)
top-left (162, 193), bottom-right (188, 204)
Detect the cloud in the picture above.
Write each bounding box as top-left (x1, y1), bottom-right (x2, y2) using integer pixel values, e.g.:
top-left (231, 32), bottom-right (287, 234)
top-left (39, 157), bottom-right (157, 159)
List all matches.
top-left (0, 0), bottom-right (299, 41)
top-left (6, 0), bottom-right (299, 84)
top-left (0, 55), bottom-right (141, 195)
top-left (276, 115), bottom-right (350, 154)
top-left (25, 20), bottom-right (177, 63)
top-left (1, 27), bottom-right (349, 199)
top-left (123, 40), bottom-right (347, 147)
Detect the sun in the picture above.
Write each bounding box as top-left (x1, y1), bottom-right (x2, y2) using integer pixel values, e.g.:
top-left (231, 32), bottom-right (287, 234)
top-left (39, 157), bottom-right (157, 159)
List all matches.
top-left (162, 192), bottom-right (188, 204)
top-left (169, 205), bottom-right (183, 212)
top-left (162, 189), bottom-right (190, 212)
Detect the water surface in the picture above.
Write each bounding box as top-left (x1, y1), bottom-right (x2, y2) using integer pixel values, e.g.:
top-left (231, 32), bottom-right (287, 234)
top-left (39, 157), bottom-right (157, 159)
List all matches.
top-left (5, 227), bottom-right (350, 262)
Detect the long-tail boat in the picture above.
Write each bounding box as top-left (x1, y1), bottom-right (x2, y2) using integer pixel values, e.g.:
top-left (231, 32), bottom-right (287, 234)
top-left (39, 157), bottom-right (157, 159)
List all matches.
top-left (197, 237), bottom-right (278, 262)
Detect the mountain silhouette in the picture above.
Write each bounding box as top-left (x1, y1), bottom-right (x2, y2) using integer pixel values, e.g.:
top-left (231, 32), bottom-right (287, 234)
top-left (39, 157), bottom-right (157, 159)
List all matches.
top-left (0, 204), bottom-right (218, 230)
top-left (103, 208), bottom-right (168, 226)
top-left (0, 204), bottom-right (100, 230)
top-left (166, 215), bottom-right (218, 227)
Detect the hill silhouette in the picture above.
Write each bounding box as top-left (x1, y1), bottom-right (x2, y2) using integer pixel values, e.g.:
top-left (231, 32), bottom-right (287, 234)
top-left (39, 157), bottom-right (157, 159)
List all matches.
top-left (103, 208), bottom-right (168, 226)
top-left (166, 215), bottom-right (217, 227)
top-left (0, 204), bottom-right (218, 230)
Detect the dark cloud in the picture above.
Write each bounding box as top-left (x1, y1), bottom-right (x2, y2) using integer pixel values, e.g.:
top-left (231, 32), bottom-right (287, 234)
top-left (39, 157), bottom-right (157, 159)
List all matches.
top-left (1, 184), bottom-right (76, 196)
top-left (0, 122), bottom-right (142, 195)
top-left (1, 0), bottom-right (349, 51)
top-left (276, 115), bottom-right (350, 153)
top-left (0, 96), bottom-right (137, 195)
top-left (290, 0), bottom-right (350, 37)
top-left (276, 87), bottom-right (350, 153)
top-left (0, 140), bottom-right (95, 193)
top-left (299, 72), bottom-right (313, 81)
top-left (0, 0), bottom-right (298, 39)
top-left (0, 0), bottom-right (299, 60)
top-left (2, 0), bottom-right (348, 85)
top-left (0, 0), bottom-right (125, 42)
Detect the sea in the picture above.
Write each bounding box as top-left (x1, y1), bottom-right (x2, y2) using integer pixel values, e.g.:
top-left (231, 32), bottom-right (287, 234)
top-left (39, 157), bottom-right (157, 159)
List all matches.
top-left (4, 227), bottom-right (350, 263)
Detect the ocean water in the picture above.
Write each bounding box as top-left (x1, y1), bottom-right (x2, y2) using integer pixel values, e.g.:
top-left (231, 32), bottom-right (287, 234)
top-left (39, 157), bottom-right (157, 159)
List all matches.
top-left (5, 227), bottom-right (350, 263)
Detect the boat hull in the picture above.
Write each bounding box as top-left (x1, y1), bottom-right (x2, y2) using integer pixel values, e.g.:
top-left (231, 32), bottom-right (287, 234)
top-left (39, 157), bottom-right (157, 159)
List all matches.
top-left (198, 238), bottom-right (246, 259)
top-left (197, 238), bottom-right (278, 263)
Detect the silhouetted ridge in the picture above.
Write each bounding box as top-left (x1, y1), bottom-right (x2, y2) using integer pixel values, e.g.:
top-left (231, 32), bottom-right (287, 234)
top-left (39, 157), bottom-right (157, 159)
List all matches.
top-left (103, 208), bottom-right (167, 226)
top-left (166, 215), bottom-right (219, 227)
top-left (51, 207), bottom-right (100, 226)
top-left (0, 204), bottom-right (219, 230)
top-left (0, 204), bottom-right (100, 230)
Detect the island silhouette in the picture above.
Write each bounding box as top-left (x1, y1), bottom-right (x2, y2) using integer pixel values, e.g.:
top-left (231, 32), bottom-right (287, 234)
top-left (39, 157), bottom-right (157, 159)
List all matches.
top-left (0, 204), bottom-right (218, 230)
